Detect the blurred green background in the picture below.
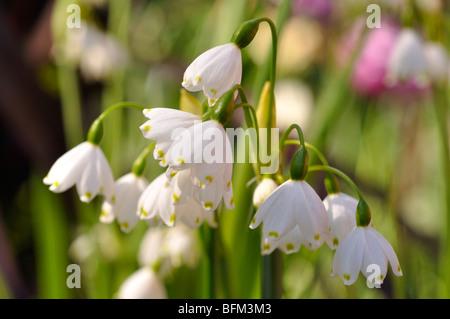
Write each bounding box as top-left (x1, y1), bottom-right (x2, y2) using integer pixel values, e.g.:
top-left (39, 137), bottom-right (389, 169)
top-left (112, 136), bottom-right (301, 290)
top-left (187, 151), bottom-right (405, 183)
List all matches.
top-left (0, 0), bottom-right (448, 299)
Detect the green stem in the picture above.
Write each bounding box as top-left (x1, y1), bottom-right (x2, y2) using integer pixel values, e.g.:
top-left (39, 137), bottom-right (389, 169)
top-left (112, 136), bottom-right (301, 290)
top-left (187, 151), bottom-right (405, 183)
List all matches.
top-left (434, 85), bottom-right (450, 298)
top-left (280, 124), bottom-right (305, 148)
top-left (308, 165), bottom-right (364, 200)
top-left (97, 101), bottom-right (146, 122)
top-left (284, 140), bottom-right (329, 166)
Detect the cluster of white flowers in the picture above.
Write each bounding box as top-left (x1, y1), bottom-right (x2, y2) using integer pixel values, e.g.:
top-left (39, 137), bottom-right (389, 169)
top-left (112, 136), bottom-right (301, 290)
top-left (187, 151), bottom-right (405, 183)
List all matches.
top-left (250, 176), bottom-right (402, 286)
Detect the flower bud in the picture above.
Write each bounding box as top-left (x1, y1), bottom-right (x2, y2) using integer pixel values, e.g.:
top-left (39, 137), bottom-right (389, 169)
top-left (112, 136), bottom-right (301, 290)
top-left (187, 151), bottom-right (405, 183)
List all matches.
top-left (256, 81), bottom-right (276, 129)
top-left (290, 146), bottom-right (309, 181)
top-left (210, 86), bottom-right (235, 125)
top-left (231, 19), bottom-right (260, 49)
top-left (87, 118), bottom-right (104, 145)
top-left (356, 198), bottom-right (371, 227)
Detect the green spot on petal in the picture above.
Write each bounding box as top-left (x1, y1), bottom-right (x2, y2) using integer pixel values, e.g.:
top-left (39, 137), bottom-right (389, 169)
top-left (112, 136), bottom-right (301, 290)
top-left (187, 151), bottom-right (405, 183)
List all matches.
top-left (205, 175), bottom-right (213, 183)
top-left (157, 150), bottom-right (164, 158)
top-left (344, 274), bottom-right (351, 281)
top-left (251, 217), bottom-right (256, 224)
top-left (204, 202), bottom-right (213, 209)
top-left (144, 125), bottom-right (150, 132)
top-left (314, 234), bottom-right (320, 241)
top-left (84, 192), bottom-right (92, 199)
top-left (173, 193), bottom-right (179, 202)
top-left (230, 197), bottom-right (234, 206)
top-left (286, 243), bottom-right (294, 251)
top-left (210, 88), bottom-right (217, 95)
top-left (53, 181), bottom-right (59, 187)
top-left (263, 243), bottom-right (271, 250)
top-left (141, 207), bottom-right (148, 217)
top-left (333, 237), bottom-right (339, 247)
top-left (121, 222), bottom-right (129, 229)
top-left (170, 213), bottom-right (176, 223)
top-left (268, 231), bottom-right (279, 238)
top-left (195, 217), bottom-right (200, 224)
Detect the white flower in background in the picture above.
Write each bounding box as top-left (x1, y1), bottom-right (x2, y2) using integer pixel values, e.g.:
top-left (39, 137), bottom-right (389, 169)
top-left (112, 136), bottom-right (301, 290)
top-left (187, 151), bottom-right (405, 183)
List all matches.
top-left (137, 173), bottom-right (175, 226)
top-left (138, 225), bottom-right (201, 276)
top-left (424, 42), bottom-right (449, 83)
top-left (331, 226), bottom-right (403, 286)
top-left (100, 173), bottom-right (148, 232)
top-left (43, 141), bottom-right (115, 203)
top-left (261, 226), bottom-right (321, 255)
top-left (323, 192), bottom-right (358, 250)
top-left (140, 108), bottom-right (234, 213)
top-left (64, 23), bottom-right (128, 81)
top-left (175, 197), bottom-right (217, 228)
top-left (385, 28), bottom-right (428, 87)
top-left (250, 179), bottom-right (329, 247)
top-left (116, 267), bottom-right (167, 299)
top-left (182, 43), bottom-right (242, 105)
top-left (252, 178), bottom-right (278, 209)
top-left (274, 79), bottom-right (313, 135)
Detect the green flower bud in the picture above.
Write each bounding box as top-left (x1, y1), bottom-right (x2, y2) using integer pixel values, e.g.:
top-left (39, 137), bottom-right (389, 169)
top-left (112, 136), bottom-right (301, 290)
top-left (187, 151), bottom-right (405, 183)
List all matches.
top-left (256, 81), bottom-right (276, 129)
top-left (87, 118), bottom-right (104, 145)
top-left (209, 88), bottom-right (235, 125)
top-left (290, 146), bottom-right (309, 181)
top-left (231, 19), bottom-right (260, 49)
top-left (356, 198), bottom-right (372, 227)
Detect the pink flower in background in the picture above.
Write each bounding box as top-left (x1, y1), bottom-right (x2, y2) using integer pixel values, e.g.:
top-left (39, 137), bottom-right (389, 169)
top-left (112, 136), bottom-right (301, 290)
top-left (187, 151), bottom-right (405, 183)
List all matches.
top-left (351, 19), bottom-right (399, 96)
top-left (293, 0), bottom-right (332, 23)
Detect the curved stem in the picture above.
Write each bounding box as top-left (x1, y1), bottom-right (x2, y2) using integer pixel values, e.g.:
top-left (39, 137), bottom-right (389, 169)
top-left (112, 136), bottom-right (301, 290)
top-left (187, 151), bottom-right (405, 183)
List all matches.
top-left (279, 124), bottom-right (305, 149)
top-left (308, 165), bottom-right (364, 200)
top-left (283, 140), bottom-right (329, 166)
top-left (97, 101), bottom-right (146, 121)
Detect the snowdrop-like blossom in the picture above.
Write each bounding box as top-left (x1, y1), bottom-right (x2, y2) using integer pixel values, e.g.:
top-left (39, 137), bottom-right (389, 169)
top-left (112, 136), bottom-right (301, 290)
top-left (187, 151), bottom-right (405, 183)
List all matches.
top-left (323, 192), bottom-right (358, 250)
top-left (424, 42), bottom-right (449, 83)
top-left (385, 28), bottom-right (428, 87)
top-left (43, 141), bottom-right (115, 203)
top-left (331, 226), bottom-right (402, 286)
top-left (252, 178), bottom-right (278, 209)
top-left (64, 23), bottom-right (128, 81)
top-left (100, 173), bottom-right (148, 232)
top-left (140, 108), bottom-right (234, 212)
top-left (250, 179), bottom-right (329, 247)
top-left (116, 267), bottom-right (167, 299)
top-left (182, 43), bottom-right (242, 105)
top-left (137, 173), bottom-right (175, 226)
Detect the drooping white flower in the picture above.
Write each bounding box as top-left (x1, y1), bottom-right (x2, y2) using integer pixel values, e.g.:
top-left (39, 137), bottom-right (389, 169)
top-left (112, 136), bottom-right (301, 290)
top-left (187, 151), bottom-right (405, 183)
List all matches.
top-left (323, 192), bottom-right (358, 250)
top-left (63, 23), bottom-right (128, 81)
top-left (424, 42), bottom-right (449, 83)
top-left (137, 173), bottom-right (175, 226)
top-left (331, 226), bottom-right (403, 286)
top-left (250, 179), bottom-right (329, 247)
top-left (43, 141), bottom-right (115, 203)
top-left (140, 108), bottom-right (234, 213)
top-left (182, 43), bottom-right (242, 105)
top-left (385, 28), bottom-right (428, 87)
top-left (100, 173), bottom-right (148, 232)
top-left (252, 178), bottom-right (278, 209)
top-left (116, 267), bottom-right (167, 299)
top-left (138, 227), bottom-right (166, 268)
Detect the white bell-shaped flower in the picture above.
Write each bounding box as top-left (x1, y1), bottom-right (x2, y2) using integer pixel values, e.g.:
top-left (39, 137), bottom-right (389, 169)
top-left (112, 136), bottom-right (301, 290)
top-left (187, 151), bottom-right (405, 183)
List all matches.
top-left (385, 28), bottom-right (428, 87)
top-left (331, 226), bottom-right (402, 286)
top-left (100, 173), bottom-right (148, 232)
top-left (323, 192), bottom-right (358, 250)
top-left (43, 141), bottom-right (115, 203)
top-left (424, 42), bottom-right (449, 83)
top-left (250, 179), bottom-right (329, 246)
top-left (140, 108), bottom-right (234, 213)
top-left (252, 178), bottom-right (278, 209)
top-left (116, 267), bottom-right (167, 299)
top-left (182, 43), bottom-right (242, 105)
top-left (137, 173), bottom-right (175, 226)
